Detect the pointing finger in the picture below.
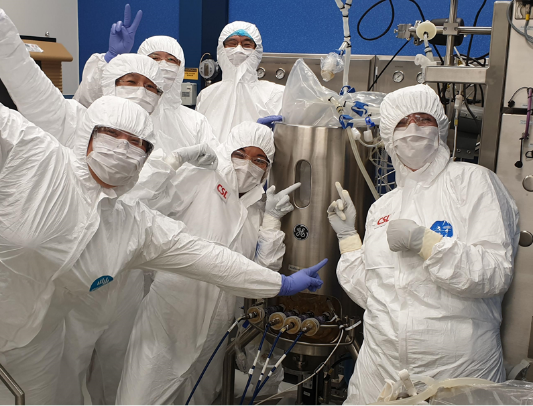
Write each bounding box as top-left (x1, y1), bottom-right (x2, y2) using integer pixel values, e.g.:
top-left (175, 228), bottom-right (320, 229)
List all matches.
top-left (278, 182), bottom-right (301, 197)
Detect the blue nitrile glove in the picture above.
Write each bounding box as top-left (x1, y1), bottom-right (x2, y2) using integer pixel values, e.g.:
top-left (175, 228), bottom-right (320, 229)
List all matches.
top-left (278, 259), bottom-right (328, 296)
top-left (104, 4), bottom-right (143, 63)
top-left (257, 115), bottom-right (283, 130)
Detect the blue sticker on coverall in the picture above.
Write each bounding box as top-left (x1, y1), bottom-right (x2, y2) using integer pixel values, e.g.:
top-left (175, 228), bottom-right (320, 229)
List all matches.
top-left (90, 275), bottom-right (114, 292)
top-left (430, 221), bottom-right (453, 238)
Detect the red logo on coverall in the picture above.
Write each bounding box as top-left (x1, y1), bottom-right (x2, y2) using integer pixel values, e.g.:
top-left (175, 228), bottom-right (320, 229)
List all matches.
top-left (377, 215), bottom-right (390, 225)
top-left (217, 184), bottom-right (228, 200)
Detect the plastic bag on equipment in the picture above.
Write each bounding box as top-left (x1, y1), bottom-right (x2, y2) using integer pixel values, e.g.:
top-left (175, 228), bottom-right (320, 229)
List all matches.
top-left (281, 59), bottom-right (340, 127)
top-left (430, 380), bottom-right (533, 405)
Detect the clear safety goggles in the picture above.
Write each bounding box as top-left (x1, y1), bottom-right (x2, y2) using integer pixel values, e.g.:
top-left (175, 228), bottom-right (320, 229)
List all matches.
top-left (91, 126), bottom-right (153, 155)
top-left (223, 36), bottom-right (256, 49)
top-left (231, 150), bottom-right (270, 170)
top-left (115, 79), bottom-right (163, 96)
top-left (148, 52), bottom-right (181, 66)
top-left (395, 113), bottom-right (438, 130)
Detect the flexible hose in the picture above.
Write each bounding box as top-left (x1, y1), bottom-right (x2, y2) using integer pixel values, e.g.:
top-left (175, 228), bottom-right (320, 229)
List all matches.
top-left (348, 129), bottom-right (381, 200)
top-left (240, 324), bottom-right (270, 405)
top-left (249, 328), bottom-right (286, 404)
top-left (185, 317), bottom-right (244, 405)
top-left (357, 0), bottom-right (395, 41)
top-left (256, 329), bottom-right (346, 405)
top-left (249, 332), bottom-right (305, 405)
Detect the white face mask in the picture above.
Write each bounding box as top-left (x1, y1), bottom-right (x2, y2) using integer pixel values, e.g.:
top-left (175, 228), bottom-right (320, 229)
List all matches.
top-left (232, 157), bottom-right (265, 193)
top-left (158, 60), bottom-right (180, 92)
top-left (115, 86), bottom-right (160, 114)
top-left (393, 123), bottom-right (440, 170)
top-left (225, 45), bottom-right (254, 67)
top-left (86, 133), bottom-right (147, 187)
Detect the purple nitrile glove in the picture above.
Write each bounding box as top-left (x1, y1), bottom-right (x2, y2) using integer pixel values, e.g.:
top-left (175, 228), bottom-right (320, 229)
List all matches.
top-left (278, 259), bottom-right (328, 296)
top-left (257, 115), bottom-right (283, 130)
top-left (104, 4), bottom-right (143, 63)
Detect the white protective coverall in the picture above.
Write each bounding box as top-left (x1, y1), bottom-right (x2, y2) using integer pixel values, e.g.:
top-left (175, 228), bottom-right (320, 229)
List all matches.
top-left (0, 8), bottom-right (164, 148)
top-left (0, 96), bottom-right (155, 404)
top-left (116, 122), bottom-right (284, 405)
top-left (336, 84), bottom-right (519, 404)
top-left (195, 21), bottom-right (285, 142)
top-left (0, 96), bottom-right (287, 405)
top-left (74, 35), bottom-right (219, 150)
top-left (56, 38), bottom-right (218, 406)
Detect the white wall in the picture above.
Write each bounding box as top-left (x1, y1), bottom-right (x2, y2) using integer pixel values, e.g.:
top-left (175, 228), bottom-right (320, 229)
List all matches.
top-left (2, 0), bottom-right (79, 95)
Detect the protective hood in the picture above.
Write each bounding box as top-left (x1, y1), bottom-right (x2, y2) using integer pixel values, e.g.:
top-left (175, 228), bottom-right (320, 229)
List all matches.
top-left (380, 84), bottom-right (450, 187)
top-left (217, 21), bottom-right (263, 84)
top-left (216, 121), bottom-right (274, 198)
top-left (101, 53), bottom-right (164, 98)
top-left (78, 96), bottom-right (154, 196)
top-left (138, 36), bottom-right (185, 107)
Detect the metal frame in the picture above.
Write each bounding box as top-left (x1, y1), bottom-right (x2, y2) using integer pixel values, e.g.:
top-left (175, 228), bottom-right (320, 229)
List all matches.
top-left (424, 1), bottom-right (511, 171)
top-left (0, 363), bottom-right (24, 405)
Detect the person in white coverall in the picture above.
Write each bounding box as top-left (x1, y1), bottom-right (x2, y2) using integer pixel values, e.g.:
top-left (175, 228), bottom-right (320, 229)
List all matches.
top-left (196, 21), bottom-right (285, 142)
top-left (327, 84), bottom-right (519, 404)
top-left (74, 24), bottom-right (219, 150)
top-left (57, 36), bottom-right (220, 406)
top-left (0, 8), bottom-right (166, 145)
top-left (115, 122), bottom-right (296, 404)
top-left (0, 94), bottom-right (325, 405)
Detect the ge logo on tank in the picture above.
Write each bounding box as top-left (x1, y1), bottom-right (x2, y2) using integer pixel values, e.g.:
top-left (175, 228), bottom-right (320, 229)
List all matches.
top-left (294, 224), bottom-right (309, 240)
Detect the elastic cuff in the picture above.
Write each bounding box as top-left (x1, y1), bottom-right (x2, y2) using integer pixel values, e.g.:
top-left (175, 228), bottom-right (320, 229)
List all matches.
top-left (104, 51), bottom-right (117, 63)
top-left (262, 214), bottom-right (281, 230)
top-left (418, 228), bottom-right (443, 260)
top-left (339, 234), bottom-right (362, 254)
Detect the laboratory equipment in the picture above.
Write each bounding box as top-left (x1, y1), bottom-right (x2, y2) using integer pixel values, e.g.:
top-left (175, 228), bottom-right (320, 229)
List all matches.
top-left (221, 122), bottom-right (371, 404)
top-left (180, 82), bottom-right (197, 106)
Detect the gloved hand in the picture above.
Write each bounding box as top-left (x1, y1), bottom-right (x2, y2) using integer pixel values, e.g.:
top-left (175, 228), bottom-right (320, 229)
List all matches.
top-left (266, 183), bottom-right (301, 218)
top-left (386, 219), bottom-right (426, 253)
top-left (104, 4), bottom-right (143, 63)
top-left (327, 182), bottom-right (357, 240)
top-left (387, 219), bottom-right (443, 259)
top-left (262, 183), bottom-right (301, 230)
top-left (278, 259), bottom-right (328, 296)
top-left (165, 143), bottom-right (218, 171)
top-left (257, 115), bottom-right (283, 130)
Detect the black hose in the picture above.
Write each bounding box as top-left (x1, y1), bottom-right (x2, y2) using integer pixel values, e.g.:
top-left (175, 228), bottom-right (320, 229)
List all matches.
top-left (357, 0), bottom-right (395, 41)
top-left (466, 0), bottom-right (488, 66)
top-left (407, 0), bottom-right (425, 20)
top-left (369, 39), bottom-right (411, 91)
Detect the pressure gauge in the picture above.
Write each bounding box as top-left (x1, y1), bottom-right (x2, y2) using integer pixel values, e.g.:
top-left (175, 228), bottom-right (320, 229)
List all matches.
top-left (199, 58), bottom-right (220, 80)
top-left (257, 67), bottom-right (266, 79)
top-left (275, 68), bottom-right (286, 80)
top-left (416, 72), bottom-right (425, 84)
top-left (392, 70), bottom-right (405, 83)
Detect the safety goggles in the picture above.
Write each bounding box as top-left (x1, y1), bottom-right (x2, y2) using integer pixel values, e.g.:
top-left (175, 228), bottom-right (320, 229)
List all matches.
top-left (148, 52), bottom-right (181, 66)
top-left (91, 126), bottom-right (153, 155)
top-left (115, 79), bottom-right (163, 96)
top-left (395, 113), bottom-right (438, 129)
top-left (231, 150), bottom-right (270, 170)
top-left (223, 36), bottom-right (256, 49)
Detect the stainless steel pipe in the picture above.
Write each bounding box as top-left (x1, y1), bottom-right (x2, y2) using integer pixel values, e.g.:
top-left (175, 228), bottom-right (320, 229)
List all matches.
top-left (0, 363), bottom-right (24, 405)
top-left (408, 26), bottom-right (492, 36)
top-left (446, 0), bottom-right (459, 66)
